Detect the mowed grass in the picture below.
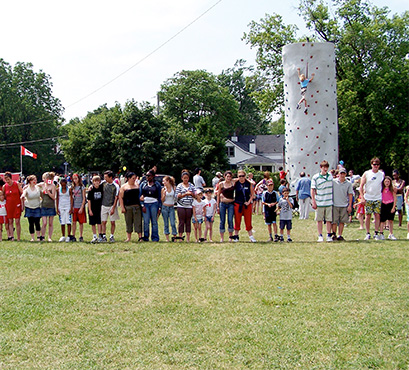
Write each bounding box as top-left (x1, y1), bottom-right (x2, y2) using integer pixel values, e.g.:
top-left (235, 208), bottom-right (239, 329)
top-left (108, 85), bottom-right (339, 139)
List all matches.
top-left (1, 213), bottom-right (408, 369)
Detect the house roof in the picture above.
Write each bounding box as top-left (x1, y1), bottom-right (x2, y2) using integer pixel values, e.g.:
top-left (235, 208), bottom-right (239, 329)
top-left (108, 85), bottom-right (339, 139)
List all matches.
top-left (237, 155), bottom-right (282, 165)
top-left (229, 135), bottom-right (285, 155)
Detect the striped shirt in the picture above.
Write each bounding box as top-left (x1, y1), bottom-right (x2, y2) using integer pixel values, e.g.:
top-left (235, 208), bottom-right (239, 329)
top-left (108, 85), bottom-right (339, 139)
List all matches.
top-left (176, 182), bottom-right (195, 208)
top-left (311, 172), bottom-right (333, 207)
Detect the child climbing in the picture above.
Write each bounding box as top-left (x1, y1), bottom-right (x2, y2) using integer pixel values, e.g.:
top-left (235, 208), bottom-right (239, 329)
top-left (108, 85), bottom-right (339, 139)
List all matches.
top-left (296, 67), bottom-right (315, 114)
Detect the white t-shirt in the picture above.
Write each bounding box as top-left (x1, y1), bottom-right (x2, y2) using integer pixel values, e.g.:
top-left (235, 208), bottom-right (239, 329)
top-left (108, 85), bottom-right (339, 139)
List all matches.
top-left (363, 170), bottom-right (384, 201)
top-left (204, 198), bottom-right (217, 217)
top-left (193, 175), bottom-right (206, 191)
top-left (0, 200), bottom-right (6, 216)
top-left (192, 199), bottom-right (206, 220)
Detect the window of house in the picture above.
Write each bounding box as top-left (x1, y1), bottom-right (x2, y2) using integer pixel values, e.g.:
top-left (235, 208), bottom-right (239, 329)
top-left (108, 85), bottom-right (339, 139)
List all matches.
top-left (226, 146), bottom-right (235, 157)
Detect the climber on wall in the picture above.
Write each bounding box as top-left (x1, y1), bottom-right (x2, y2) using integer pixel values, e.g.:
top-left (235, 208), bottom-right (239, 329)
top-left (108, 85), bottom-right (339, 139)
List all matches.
top-left (296, 67), bottom-right (315, 114)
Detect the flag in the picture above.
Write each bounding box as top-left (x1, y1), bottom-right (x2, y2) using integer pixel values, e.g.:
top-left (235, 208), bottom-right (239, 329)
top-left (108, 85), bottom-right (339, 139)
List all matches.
top-left (21, 146), bottom-right (37, 159)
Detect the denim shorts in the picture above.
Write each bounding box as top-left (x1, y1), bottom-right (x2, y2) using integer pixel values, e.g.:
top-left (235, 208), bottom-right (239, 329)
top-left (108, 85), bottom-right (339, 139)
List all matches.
top-left (41, 207), bottom-right (56, 217)
top-left (205, 216), bottom-right (214, 223)
top-left (192, 217), bottom-right (204, 224)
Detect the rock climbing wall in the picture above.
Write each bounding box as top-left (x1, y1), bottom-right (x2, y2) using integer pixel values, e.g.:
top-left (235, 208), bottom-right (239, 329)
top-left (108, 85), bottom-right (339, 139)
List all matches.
top-left (282, 42), bottom-right (338, 193)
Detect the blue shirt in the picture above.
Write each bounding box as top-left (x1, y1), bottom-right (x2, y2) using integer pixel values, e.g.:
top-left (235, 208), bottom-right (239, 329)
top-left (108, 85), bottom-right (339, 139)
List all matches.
top-left (296, 177), bottom-right (311, 200)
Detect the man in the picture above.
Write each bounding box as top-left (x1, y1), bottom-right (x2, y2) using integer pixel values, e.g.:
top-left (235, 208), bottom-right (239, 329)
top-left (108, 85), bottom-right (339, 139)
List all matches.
top-left (311, 160), bottom-right (333, 242)
top-left (359, 157), bottom-right (384, 240)
top-left (193, 168), bottom-right (206, 192)
top-left (296, 172), bottom-right (311, 220)
top-left (331, 168), bottom-right (354, 241)
top-left (212, 172), bottom-right (223, 189)
top-left (100, 170), bottom-right (120, 242)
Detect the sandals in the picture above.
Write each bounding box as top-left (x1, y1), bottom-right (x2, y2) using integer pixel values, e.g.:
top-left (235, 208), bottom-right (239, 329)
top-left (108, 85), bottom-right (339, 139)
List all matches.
top-left (171, 236), bottom-right (185, 242)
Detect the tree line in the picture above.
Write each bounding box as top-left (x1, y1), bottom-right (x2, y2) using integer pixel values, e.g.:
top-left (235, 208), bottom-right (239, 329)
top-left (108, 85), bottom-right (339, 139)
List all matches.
top-left (1, 0), bottom-right (408, 178)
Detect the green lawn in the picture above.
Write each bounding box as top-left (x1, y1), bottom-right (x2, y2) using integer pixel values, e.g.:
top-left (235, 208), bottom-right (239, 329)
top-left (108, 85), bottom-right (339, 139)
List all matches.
top-left (1, 214), bottom-right (408, 369)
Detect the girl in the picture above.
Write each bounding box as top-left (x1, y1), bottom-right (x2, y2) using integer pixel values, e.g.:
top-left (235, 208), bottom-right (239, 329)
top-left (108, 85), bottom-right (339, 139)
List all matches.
top-left (3, 172), bottom-right (23, 241)
top-left (405, 185), bottom-right (409, 240)
top-left (203, 189), bottom-right (217, 242)
top-left (353, 196), bottom-right (365, 230)
top-left (192, 190), bottom-right (206, 242)
top-left (379, 176), bottom-right (397, 240)
top-left (21, 175), bottom-right (42, 242)
top-left (70, 173), bottom-right (86, 242)
top-left (161, 175), bottom-right (177, 242)
top-left (175, 170), bottom-right (195, 242)
top-left (57, 178), bottom-right (72, 242)
top-left (0, 190), bottom-right (7, 241)
top-left (217, 170), bottom-right (235, 242)
top-left (119, 172), bottom-right (142, 242)
top-left (39, 172), bottom-right (57, 242)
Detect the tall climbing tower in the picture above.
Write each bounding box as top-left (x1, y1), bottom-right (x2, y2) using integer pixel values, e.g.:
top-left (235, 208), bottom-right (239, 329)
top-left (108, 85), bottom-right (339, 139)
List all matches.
top-left (282, 42), bottom-right (338, 193)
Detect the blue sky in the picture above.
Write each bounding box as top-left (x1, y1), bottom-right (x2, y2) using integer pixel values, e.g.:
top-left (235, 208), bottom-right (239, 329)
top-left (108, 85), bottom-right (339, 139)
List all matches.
top-left (1, 0), bottom-right (407, 121)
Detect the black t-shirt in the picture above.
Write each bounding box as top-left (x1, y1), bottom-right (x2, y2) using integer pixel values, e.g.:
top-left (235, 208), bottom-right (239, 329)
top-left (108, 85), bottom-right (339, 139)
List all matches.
top-left (88, 186), bottom-right (103, 211)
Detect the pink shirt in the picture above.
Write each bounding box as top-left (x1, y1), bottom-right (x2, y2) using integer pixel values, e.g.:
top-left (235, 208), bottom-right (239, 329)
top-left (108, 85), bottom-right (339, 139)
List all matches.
top-left (382, 188), bottom-right (394, 204)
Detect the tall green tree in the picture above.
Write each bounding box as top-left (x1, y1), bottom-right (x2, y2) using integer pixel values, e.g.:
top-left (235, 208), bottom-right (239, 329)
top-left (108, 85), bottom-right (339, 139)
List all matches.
top-left (0, 60), bottom-right (63, 174)
top-left (243, 1), bottom-right (409, 174)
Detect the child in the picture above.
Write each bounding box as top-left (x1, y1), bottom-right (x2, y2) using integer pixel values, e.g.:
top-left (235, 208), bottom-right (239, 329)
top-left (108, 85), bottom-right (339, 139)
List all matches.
top-left (262, 180), bottom-right (280, 242)
top-left (203, 189), bottom-right (217, 242)
top-left (192, 190), bottom-right (206, 242)
top-left (296, 68), bottom-right (315, 114)
top-left (379, 176), bottom-right (397, 240)
top-left (70, 173), bottom-right (87, 242)
top-left (0, 190), bottom-right (7, 241)
top-left (353, 197), bottom-right (365, 230)
top-left (88, 175), bottom-right (103, 244)
top-left (57, 178), bottom-right (72, 242)
top-left (277, 188), bottom-right (294, 242)
top-left (405, 185), bottom-right (409, 240)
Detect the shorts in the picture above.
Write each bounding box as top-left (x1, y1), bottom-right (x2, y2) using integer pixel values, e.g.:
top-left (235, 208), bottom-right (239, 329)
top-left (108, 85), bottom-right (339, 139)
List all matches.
top-left (101, 205), bottom-right (120, 222)
top-left (89, 207), bottom-right (102, 225)
top-left (332, 206), bottom-right (349, 224)
top-left (396, 195), bottom-right (403, 211)
top-left (365, 200), bottom-right (381, 215)
top-left (315, 206), bottom-right (333, 222)
top-left (205, 216), bottom-right (214, 223)
top-left (41, 207), bottom-right (56, 217)
top-left (72, 208), bottom-right (87, 224)
top-left (280, 219), bottom-right (292, 230)
top-left (59, 208), bottom-right (72, 225)
top-left (356, 203), bottom-right (365, 214)
top-left (264, 212), bottom-right (277, 225)
top-left (380, 202), bottom-right (395, 222)
top-left (192, 217), bottom-right (204, 224)
top-left (0, 215), bottom-right (7, 224)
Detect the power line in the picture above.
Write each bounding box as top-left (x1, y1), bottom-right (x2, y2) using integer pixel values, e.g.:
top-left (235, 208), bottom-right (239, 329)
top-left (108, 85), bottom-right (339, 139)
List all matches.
top-left (0, 118), bottom-right (61, 128)
top-left (0, 136), bottom-right (67, 148)
top-left (67, 0), bottom-right (223, 108)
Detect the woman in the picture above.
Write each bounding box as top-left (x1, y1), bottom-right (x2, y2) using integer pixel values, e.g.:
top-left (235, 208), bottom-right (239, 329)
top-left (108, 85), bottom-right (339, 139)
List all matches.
top-left (3, 172), bottom-right (23, 241)
top-left (119, 172), bottom-right (142, 242)
top-left (70, 173), bottom-right (86, 242)
top-left (39, 172), bottom-right (57, 242)
top-left (21, 175), bottom-right (42, 242)
top-left (175, 169), bottom-right (195, 242)
top-left (392, 170), bottom-right (405, 227)
top-left (161, 176), bottom-right (177, 242)
top-left (139, 170), bottom-right (162, 242)
top-left (217, 171), bottom-right (235, 242)
top-left (233, 170), bottom-right (256, 242)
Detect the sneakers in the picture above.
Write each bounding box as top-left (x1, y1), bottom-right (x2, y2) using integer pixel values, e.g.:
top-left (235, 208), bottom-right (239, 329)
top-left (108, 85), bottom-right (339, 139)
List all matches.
top-left (332, 233), bottom-right (337, 241)
top-left (378, 234), bottom-right (385, 240)
top-left (249, 235), bottom-right (257, 243)
top-left (287, 238), bottom-right (292, 242)
top-left (388, 234), bottom-right (397, 240)
top-left (109, 235), bottom-right (115, 243)
top-left (280, 235), bottom-right (284, 242)
top-left (326, 235), bottom-right (333, 242)
top-left (317, 235), bottom-right (324, 242)
top-left (91, 236), bottom-right (98, 244)
top-left (79, 236), bottom-right (84, 242)
top-left (274, 234), bottom-right (280, 243)
top-left (65, 236), bottom-right (70, 242)
top-left (364, 233), bottom-right (371, 240)
top-left (231, 235), bottom-right (239, 242)
top-left (59, 236), bottom-right (66, 242)
top-left (70, 236), bottom-right (77, 242)
top-left (374, 234), bottom-right (381, 241)
top-left (337, 235), bottom-right (345, 241)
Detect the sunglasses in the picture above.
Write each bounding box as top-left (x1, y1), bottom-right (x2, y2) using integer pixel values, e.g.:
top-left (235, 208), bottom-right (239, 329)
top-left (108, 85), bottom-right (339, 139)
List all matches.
top-left (238, 175), bottom-right (245, 177)
top-left (372, 163), bottom-right (380, 166)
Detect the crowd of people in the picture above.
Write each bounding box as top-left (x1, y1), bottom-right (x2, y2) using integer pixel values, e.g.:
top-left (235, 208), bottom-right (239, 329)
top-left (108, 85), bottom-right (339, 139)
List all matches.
top-left (0, 158), bottom-right (407, 243)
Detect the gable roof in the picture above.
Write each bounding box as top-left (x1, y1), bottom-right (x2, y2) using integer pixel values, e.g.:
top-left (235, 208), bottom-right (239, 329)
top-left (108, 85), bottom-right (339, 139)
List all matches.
top-left (230, 135), bottom-right (284, 155)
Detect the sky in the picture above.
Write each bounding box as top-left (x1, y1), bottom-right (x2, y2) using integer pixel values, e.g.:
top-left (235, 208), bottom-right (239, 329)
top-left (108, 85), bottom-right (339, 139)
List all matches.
top-left (1, 0), bottom-right (407, 122)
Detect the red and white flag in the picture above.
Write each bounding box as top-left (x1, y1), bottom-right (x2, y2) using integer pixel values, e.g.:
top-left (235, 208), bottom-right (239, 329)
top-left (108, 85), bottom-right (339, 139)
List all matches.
top-left (21, 146), bottom-right (37, 159)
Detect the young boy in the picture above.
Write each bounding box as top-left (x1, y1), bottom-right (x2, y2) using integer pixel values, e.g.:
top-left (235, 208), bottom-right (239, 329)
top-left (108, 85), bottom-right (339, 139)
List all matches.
top-left (311, 160), bottom-right (333, 242)
top-left (192, 190), bottom-right (206, 242)
top-left (296, 68), bottom-right (315, 114)
top-left (88, 175), bottom-right (103, 243)
top-left (0, 190), bottom-right (7, 241)
top-left (203, 189), bottom-right (217, 242)
top-left (262, 180), bottom-right (280, 242)
top-left (277, 188), bottom-right (294, 242)
top-left (100, 170), bottom-right (120, 243)
top-left (57, 178), bottom-right (72, 242)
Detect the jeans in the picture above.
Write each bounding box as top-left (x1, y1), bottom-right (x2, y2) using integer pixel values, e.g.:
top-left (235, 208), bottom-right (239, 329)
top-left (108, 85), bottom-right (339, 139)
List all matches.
top-left (162, 205), bottom-right (177, 236)
top-left (219, 202), bottom-right (234, 233)
top-left (143, 202), bottom-right (159, 241)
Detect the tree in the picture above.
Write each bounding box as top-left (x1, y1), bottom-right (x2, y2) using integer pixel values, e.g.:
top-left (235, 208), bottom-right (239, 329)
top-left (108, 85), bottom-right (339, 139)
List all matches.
top-left (243, 1), bottom-right (409, 174)
top-left (0, 60), bottom-right (63, 175)
top-left (218, 60), bottom-right (269, 135)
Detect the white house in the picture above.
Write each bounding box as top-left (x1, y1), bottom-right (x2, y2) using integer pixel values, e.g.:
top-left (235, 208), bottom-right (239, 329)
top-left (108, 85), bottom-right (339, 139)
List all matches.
top-left (225, 135), bottom-right (285, 172)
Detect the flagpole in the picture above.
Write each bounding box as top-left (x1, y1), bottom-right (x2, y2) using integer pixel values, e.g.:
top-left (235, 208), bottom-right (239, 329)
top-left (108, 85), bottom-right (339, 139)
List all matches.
top-left (20, 146), bottom-right (23, 176)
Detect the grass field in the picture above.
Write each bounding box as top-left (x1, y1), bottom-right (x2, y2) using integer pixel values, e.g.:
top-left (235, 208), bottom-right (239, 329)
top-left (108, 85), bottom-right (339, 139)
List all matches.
top-left (1, 214), bottom-right (408, 369)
